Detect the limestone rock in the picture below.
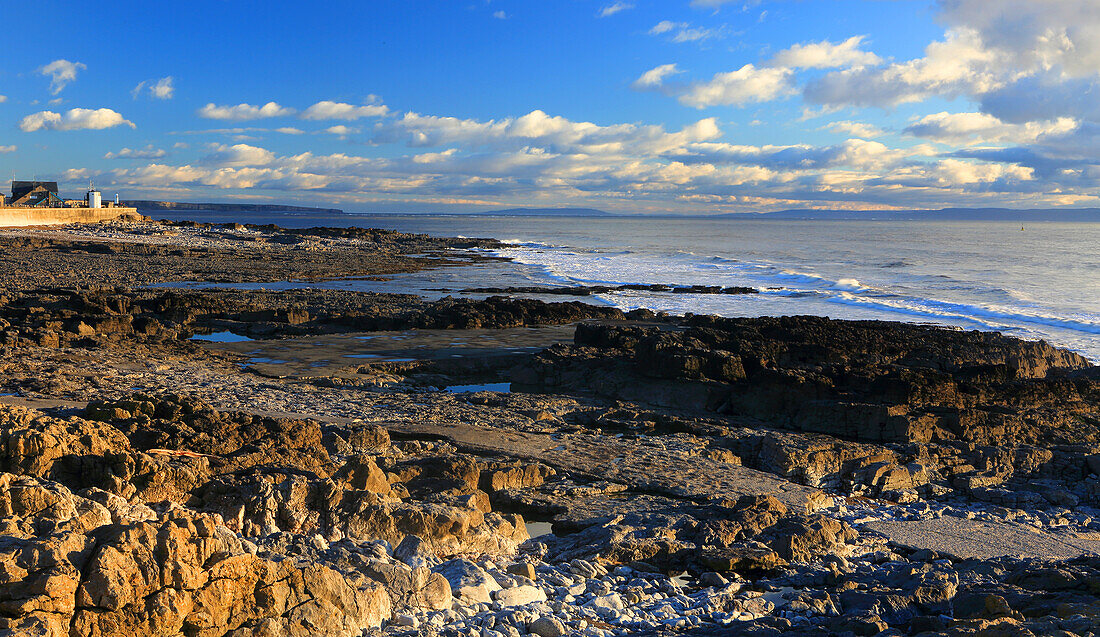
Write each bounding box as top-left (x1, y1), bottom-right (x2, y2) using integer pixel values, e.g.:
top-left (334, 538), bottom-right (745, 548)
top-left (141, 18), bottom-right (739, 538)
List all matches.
top-left (359, 560), bottom-right (451, 610)
top-left (768, 515), bottom-right (858, 563)
top-left (434, 559), bottom-right (501, 605)
top-left (527, 615), bottom-right (567, 637)
top-left (0, 471), bottom-right (391, 637)
top-left (698, 543), bottom-right (787, 573)
top-left (494, 585), bottom-right (547, 607)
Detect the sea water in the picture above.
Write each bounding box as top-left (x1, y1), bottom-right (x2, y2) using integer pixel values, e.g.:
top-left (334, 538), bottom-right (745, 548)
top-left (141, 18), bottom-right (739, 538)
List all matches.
top-left (155, 211), bottom-right (1100, 361)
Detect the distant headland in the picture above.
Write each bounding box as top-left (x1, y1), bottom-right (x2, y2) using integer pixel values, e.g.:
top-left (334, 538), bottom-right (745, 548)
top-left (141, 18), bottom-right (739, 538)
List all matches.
top-left (478, 206), bottom-right (1100, 221)
top-left (476, 207), bottom-right (612, 217)
top-left (123, 200), bottom-right (344, 214)
top-left (452, 206), bottom-right (1100, 220)
top-left (734, 207), bottom-right (1100, 221)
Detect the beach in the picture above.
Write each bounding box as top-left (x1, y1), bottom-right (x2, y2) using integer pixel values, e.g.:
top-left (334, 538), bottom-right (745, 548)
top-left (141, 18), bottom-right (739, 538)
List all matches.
top-left (1, 218), bottom-right (1100, 636)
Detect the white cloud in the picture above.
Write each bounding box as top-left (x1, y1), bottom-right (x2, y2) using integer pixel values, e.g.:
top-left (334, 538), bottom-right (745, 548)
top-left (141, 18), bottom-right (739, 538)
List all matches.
top-left (0, 95), bottom-right (7, 103)
top-left (770, 36), bottom-right (881, 70)
top-left (0, 145), bottom-right (15, 153)
top-left (132, 76), bottom-right (175, 100)
top-left (904, 111), bottom-right (1078, 145)
top-left (650, 20), bottom-right (677, 35)
top-left (105, 145), bottom-right (168, 159)
top-left (200, 143), bottom-right (276, 167)
top-left (171, 126), bottom-right (309, 137)
top-left (632, 64), bottom-right (681, 89)
top-left (938, 0), bottom-right (1100, 78)
top-left (19, 108), bottom-right (135, 132)
top-left (493, 10), bottom-right (506, 19)
top-left (599, 2), bottom-right (633, 17)
top-left (645, 3), bottom-right (1100, 118)
top-left (150, 77), bottom-right (175, 99)
top-left (678, 64), bottom-right (793, 108)
top-left (804, 29), bottom-right (999, 108)
top-left (412, 149), bottom-right (459, 164)
top-left (69, 121), bottom-right (1089, 212)
top-left (825, 121), bottom-right (887, 138)
top-left (376, 109), bottom-right (721, 156)
top-left (323, 125), bottom-right (359, 136)
top-left (38, 59), bottom-right (86, 95)
top-left (47, 85), bottom-right (1100, 213)
top-left (689, 0), bottom-right (738, 7)
top-left (197, 102), bottom-right (295, 120)
top-left (924, 158), bottom-right (1034, 186)
top-left (667, 138), bottom-right (914, 171)
top-left (801, 1), bottom-right (1100, 114)
top-left (648, 20), bottom-right (722, 43)
top-left (300, 100), bottom-right (389, 120)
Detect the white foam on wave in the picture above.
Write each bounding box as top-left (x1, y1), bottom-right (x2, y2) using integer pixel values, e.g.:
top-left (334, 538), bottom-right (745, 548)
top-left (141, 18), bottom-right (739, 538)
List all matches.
top-left (832, 291), bottom-right (1100, 334)
top-left (498, 239), bottom-right (560, 248)
top-left (491, 241), bottom-right (1100, 358)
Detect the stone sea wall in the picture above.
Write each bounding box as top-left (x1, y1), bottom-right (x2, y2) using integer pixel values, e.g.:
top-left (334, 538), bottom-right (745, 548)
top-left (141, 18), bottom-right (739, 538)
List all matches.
top-left (0, 207), bottom-right (139, 227)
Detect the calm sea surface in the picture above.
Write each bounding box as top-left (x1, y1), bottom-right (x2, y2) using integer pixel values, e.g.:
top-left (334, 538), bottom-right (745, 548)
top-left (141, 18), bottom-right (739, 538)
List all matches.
top-left (157, 211), bottom-right (1100, 360)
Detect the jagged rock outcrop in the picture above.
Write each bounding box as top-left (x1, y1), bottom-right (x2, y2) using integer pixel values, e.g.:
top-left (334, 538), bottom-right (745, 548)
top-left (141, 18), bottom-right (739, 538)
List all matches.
top-left (534, 495), bottom-right (858, 575)
top-left (0, 473), bottom-right (390, 637)
top-left (513, 317), bottom-right (1100, 505)
top-left (0, 397), bottom-right (537, 634)
top-left (521, 316), bottom-right (1095, 446)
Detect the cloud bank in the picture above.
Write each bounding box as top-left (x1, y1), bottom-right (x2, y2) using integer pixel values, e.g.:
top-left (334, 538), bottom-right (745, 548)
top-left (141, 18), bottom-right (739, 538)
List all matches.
top-left (20, 108), bottom-right (135, 132)
top-left (197, 102), bottom-right (296, 121)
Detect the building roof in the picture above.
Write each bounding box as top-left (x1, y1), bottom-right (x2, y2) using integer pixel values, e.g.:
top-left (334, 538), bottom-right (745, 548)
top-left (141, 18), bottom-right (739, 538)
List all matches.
top-left (10, 186), bottom-right (63, 208)
top-left (11, 181), bottom-right (59, 200)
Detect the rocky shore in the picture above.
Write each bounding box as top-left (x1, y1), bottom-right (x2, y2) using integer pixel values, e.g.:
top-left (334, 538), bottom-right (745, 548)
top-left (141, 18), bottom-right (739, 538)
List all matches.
top-left (1, 219), bottom-right (1099, 636)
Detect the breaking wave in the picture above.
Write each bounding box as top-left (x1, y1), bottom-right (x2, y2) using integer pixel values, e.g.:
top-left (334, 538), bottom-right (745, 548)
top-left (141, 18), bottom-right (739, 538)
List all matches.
top-left (491, 242), bottom-right (1100, 360)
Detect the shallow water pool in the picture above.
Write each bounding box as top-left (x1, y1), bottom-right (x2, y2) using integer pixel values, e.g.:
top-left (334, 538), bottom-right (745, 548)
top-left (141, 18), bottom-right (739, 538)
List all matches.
top-left (443, 382), bottom-right (512, 393)
top-left (190, 331), bottom-right (253, 343)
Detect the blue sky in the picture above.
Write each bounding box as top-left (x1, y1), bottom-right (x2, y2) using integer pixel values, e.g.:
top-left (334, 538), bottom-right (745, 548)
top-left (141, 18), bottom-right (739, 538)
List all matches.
top-left (1, 0), bottom-right (1097, 213)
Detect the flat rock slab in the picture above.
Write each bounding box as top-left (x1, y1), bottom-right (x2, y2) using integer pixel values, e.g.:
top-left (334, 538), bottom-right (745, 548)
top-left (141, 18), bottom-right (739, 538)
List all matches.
top-left (0, 396), bottom-right (87, 411)
top-left (386, 420), bottom-right (824, 512)
top-left (867, 517), bottom-right (1100, 561)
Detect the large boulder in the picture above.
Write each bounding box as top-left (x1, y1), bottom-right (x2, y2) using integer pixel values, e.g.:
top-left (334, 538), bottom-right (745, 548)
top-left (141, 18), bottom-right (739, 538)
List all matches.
top-left (359, 560), bottom-right (451, 610)
top-left (768, 515), bottom-right (858, 563)
top-left (434, 559), bottom-right (501, 605)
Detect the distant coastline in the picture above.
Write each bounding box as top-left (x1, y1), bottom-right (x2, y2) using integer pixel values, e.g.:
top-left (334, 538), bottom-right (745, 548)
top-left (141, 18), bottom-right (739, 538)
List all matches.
top-left (474, 207), bottom-right (612, 217)
top-left (123, 200), bottom-right (344, 214)
top-left (470, 206), bottom-right (1100, 221)
top-left (130, 202), bottom-right (1100, 221)
top-left (733, 207), bottom-right (1100, 222)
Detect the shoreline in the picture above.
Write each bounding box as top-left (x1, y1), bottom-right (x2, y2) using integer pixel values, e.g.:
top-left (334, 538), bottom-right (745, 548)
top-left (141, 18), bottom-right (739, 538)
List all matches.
top-left (1, 219), bottom-right (1099, 636)
top-left (142, 211), bottom-right (1100, 363)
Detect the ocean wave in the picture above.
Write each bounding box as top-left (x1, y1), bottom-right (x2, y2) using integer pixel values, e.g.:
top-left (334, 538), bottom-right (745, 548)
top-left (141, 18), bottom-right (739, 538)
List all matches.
top-left (492, 241), bottom-right (1100, 344)
top-left (831, 292), bottom-right (1100, 335)
top-left (497, 239), bottom-right (560, 249)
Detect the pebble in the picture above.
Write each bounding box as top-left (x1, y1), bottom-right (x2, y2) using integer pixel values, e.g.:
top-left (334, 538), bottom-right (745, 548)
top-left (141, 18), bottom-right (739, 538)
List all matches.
top-left (507, 562), bottom-right (537, 580)
top-left (379, 550), bottom-right (792, 636)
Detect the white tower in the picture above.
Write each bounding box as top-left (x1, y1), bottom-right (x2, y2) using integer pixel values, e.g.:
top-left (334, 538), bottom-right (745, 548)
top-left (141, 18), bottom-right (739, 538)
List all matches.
top-left (87, 188), bottom-right (102, 209)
